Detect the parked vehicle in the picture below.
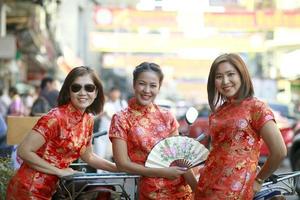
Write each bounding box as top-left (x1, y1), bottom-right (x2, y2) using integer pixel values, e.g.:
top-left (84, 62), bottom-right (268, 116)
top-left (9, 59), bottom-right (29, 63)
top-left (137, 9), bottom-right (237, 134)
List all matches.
top-left (178, 102), bottom-right (295, 160)
top-left (268, 102), bottom-right (297, 125)
top-left (155, 99), bottom-right (177, 117)
top-left (178, 104), bottom-right (210, 148)
top-left (289, 120), bottom-right (300, 170)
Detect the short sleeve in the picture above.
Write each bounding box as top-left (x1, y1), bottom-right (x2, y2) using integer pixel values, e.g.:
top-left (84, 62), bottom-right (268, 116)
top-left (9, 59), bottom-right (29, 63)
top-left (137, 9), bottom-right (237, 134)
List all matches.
top-left (109, 113), bottom-right (128, 141)
top-left (32, 113), bottom-right (59, 142)
top-left (250, 100), bottom-right (275, 132)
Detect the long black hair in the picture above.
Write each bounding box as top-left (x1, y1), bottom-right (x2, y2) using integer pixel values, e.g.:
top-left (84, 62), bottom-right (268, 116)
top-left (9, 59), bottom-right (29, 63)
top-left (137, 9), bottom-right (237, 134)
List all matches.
top-left (57, 66), bottom-right (105, 114)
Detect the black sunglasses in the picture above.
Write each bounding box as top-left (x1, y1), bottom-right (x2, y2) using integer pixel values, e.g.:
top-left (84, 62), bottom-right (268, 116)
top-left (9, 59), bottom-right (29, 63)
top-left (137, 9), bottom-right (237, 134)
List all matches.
top-left (70, 83), bottom-right (96, 93)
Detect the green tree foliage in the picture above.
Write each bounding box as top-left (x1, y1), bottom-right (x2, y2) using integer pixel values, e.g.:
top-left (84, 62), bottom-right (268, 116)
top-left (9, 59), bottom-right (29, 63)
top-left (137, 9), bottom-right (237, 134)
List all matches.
top-left (0, 157), bottom-right (14, 199)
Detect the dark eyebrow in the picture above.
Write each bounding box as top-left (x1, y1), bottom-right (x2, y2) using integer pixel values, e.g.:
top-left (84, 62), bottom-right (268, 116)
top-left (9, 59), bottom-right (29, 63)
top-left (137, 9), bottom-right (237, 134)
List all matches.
top-left (216, 70), bottom-right (236, 74)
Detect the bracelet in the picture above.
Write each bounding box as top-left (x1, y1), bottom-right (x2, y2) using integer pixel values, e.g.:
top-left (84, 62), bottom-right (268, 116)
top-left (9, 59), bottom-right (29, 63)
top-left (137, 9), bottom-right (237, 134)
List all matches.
top-left (255, 177), bottom-right (264, 184)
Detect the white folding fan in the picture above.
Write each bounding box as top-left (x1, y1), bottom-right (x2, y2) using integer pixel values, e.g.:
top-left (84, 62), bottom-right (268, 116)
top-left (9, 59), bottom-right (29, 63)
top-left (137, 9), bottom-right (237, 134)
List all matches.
top-left (145, 136), bottom-right (209, 169)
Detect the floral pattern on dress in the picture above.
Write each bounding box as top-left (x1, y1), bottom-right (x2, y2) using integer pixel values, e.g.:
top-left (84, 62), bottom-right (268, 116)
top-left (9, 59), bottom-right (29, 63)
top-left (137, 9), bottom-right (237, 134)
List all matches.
top-left (6, 103), bottom-right (94, 200)
top-left (195, 97), bottom-right (275, 200)
top-left (109, 98), bottom-right (192, 200)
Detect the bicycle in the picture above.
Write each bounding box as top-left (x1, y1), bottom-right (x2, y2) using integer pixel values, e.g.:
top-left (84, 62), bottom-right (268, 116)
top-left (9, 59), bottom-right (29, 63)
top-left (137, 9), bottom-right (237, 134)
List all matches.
top-left (254, 171), bottom-right (300, 199)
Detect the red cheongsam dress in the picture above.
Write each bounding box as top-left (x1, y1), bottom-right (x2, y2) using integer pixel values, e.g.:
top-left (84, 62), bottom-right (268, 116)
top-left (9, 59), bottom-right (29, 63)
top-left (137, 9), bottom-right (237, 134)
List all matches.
top-left (109, 98), bottom-right (193, 200)
top-left (195, 97), bottom-right (276, 200)
top-left (6, 103), bottom-right (94, 200)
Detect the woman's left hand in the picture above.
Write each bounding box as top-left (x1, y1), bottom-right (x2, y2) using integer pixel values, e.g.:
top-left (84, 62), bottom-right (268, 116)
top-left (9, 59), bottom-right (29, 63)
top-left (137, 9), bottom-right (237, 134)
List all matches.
top-left (253, 179), bottom-right (263, 193)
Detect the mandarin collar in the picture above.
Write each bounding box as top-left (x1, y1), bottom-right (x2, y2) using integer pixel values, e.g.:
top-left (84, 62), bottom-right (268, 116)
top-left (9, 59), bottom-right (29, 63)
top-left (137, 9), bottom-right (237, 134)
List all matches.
top-left (128, 97), bottom-right (155, 114)
top-left (224, 99), bottom-right (234, 106)
top-left (224, 96), bottom-right (251, 106)
top-left (66, 103), bottom-right (87, 120)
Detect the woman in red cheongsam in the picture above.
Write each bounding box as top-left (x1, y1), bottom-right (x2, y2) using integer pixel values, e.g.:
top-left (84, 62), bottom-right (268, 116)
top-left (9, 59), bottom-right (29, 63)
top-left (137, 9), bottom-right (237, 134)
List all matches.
top-left (194, 53), bottom-right (287, 199)
top-left (6, 66), bottom-right (117, 200)
top-left (109, 62), bottom-right (196, 200)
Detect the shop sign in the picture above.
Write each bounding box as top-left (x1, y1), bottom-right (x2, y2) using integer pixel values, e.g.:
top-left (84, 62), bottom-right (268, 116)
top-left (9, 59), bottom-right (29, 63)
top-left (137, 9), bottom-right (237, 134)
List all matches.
top-left (94, 7), bottom-right (300, 31)
top-left (204, 11), bottom-right (300, 29)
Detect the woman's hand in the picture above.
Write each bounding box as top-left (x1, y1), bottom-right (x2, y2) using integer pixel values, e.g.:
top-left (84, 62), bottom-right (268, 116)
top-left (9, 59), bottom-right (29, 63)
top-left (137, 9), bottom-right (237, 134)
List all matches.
top-left (160, 166), bottom-right (187, 180)
top-left (57, 167), bottom-right (80, 178)
top-left (113, 139), bottom-right (188, 178)
top-left (253, 178), bottom-right (263, 193)
top-left (80, 145), bottom-right (118, 172)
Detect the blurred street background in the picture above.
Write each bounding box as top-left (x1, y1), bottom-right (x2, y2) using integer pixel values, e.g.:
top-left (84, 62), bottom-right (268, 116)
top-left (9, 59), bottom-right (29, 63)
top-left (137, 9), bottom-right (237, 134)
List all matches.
top-left (1, 0), bottom-right (300, 198)
top-left (0, 0), bottom-right (300, 106)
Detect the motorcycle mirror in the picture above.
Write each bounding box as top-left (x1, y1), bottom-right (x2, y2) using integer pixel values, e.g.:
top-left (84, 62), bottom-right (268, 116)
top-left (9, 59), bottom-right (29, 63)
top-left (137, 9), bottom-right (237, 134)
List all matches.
top-left (185, 107), bottom-right (198, 125)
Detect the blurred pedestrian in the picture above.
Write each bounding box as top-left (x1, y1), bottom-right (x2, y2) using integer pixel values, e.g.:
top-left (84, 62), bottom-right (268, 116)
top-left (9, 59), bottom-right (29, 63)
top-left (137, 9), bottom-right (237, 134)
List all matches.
top-left (7, 86), bottom-right (27, 169)
top-left (21, 87), bottom-right (37, 115)
top-left (6, 66), bottom-right (117, 200)
top-left (94, 86), bottom-right (127, 163)
top-left (194, 53), bottom-right (287, 199)
top-left (0, 88), bottom-right (9, 118)
top-left (110, 62), bottom-right (196, 199)
top-left (7, 86), bottom-right (26, 116)
top-left (30, 77), bottom-right (59, 116)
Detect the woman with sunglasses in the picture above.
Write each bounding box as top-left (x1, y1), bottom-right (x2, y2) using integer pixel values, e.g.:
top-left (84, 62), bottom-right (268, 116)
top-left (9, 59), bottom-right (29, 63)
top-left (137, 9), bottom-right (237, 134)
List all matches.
top-left (6, 66), bottom-right (117, 200)
top-left (109, 62), bottom-right (196, 200)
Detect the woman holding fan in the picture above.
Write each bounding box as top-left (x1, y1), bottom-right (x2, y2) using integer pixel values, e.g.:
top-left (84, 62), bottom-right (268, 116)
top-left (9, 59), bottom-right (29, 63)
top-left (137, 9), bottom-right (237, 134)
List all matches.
top-left (109, 62), bottom-right (196, 199)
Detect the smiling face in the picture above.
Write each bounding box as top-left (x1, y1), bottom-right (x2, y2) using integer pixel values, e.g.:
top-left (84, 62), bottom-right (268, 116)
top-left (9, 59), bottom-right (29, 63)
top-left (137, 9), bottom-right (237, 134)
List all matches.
top-left (215, 62), bottom-right (242, 99)
top-left (69, 74), bottom-right (98, 112)
top-left (133, 71), bottom-right (160, 106)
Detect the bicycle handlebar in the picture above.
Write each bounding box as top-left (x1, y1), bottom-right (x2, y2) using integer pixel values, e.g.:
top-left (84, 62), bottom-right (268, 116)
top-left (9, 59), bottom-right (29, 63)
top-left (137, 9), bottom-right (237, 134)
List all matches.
top-left (262, 171), bottom-right (300, 187)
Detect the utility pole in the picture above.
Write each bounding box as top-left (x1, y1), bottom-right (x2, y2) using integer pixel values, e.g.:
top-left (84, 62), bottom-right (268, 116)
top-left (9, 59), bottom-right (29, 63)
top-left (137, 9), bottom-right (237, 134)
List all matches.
top-left (0, 2), bottom-right (7, 37)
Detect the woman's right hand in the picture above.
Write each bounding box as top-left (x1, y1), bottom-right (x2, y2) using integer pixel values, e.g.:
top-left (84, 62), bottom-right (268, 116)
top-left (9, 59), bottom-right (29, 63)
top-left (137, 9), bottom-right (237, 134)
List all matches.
top-left (57, 167), bottom-right (80, 178)
top-left (160, 166), bottom-right (187, 180)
